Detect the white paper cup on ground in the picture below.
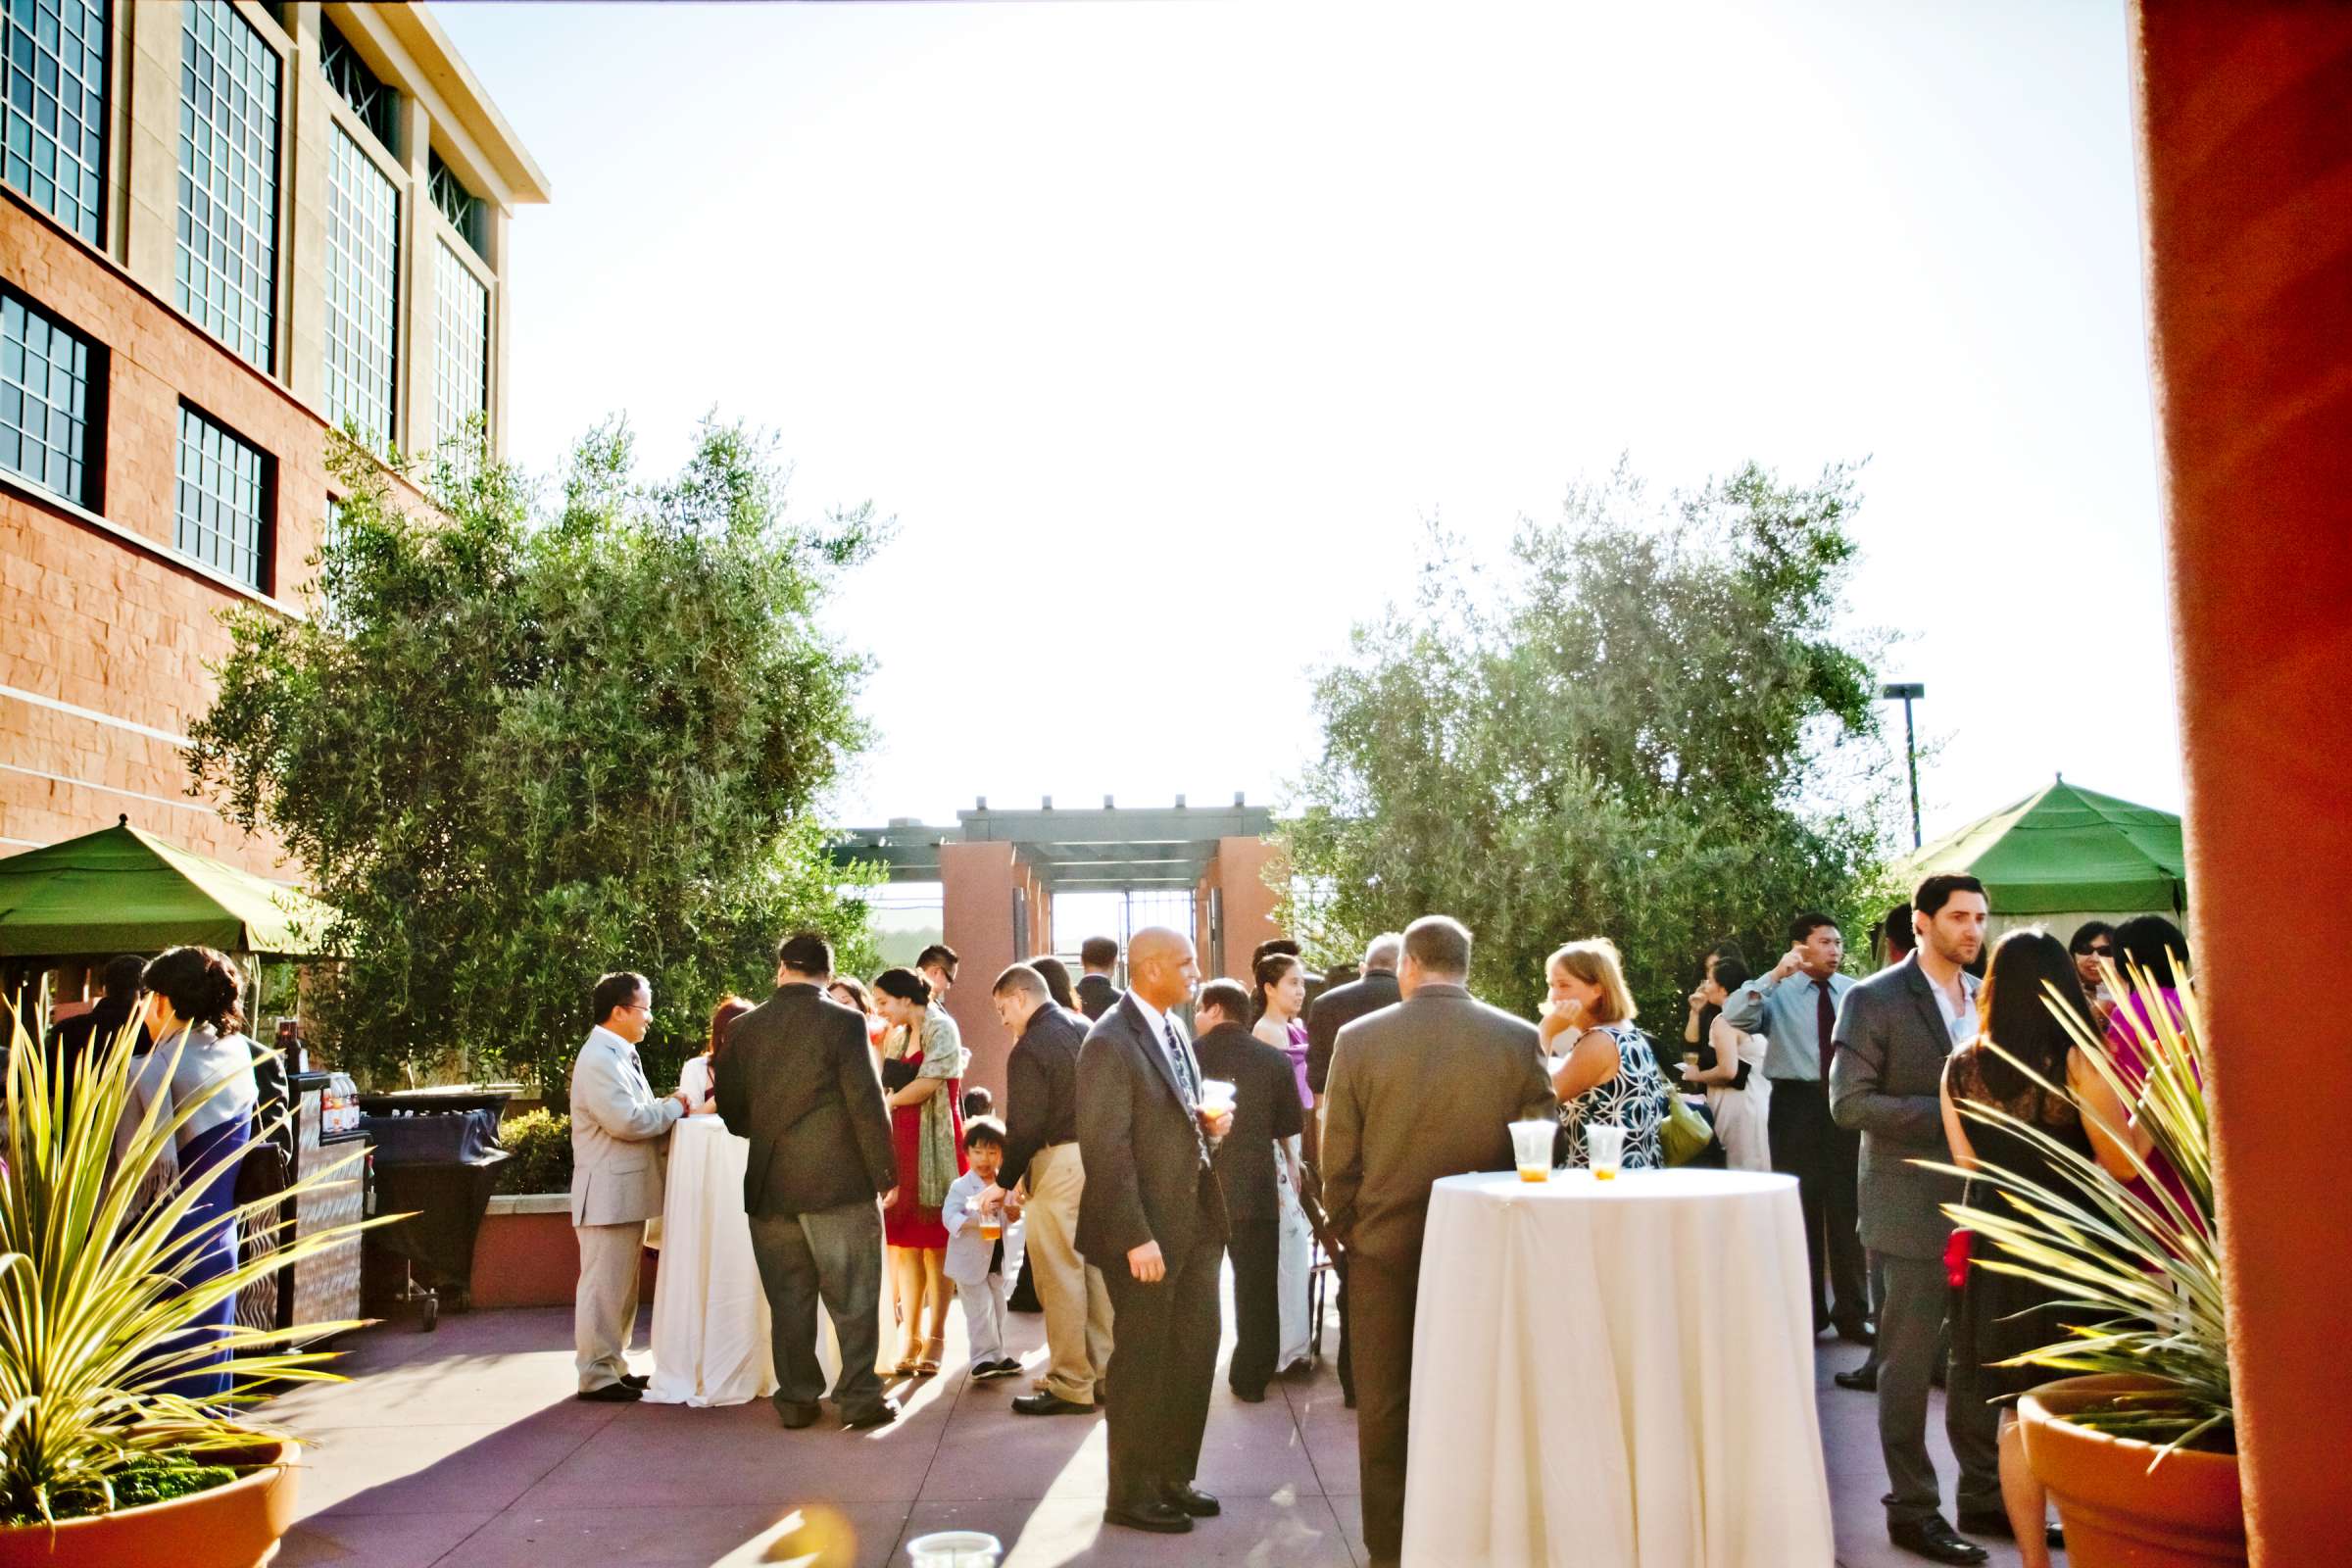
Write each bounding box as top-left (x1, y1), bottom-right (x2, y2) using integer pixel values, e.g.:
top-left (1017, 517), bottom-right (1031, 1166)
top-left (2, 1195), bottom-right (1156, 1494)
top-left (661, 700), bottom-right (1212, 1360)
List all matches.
top-left (1509, 1119), bottom-right (1555, 1182)
top-left (907, 1531), bottom-right (1003, 1567)
top-left (1586, 1123), bottom-right (1627, 1179)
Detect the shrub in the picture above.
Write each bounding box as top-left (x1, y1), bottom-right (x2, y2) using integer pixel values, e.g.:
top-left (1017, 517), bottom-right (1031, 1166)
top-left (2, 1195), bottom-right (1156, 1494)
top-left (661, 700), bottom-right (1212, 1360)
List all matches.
top-left (495, 1108), bottom-right (573, 1196)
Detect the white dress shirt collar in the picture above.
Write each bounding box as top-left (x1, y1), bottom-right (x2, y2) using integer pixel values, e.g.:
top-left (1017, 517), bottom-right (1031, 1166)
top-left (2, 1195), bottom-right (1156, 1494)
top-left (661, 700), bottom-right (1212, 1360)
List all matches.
top-left (1126, 989), bottom-right (1174, 1045)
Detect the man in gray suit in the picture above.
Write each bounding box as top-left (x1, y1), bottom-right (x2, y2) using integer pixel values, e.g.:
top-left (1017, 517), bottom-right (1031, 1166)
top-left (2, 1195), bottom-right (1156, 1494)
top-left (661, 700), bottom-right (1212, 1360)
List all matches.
top-left (1831, 874), bottom-right (1989, 1565)
top-left (1321, 915), bottom-right (1556, 1568)
top-left (718, 931), bottom-right (902, 1429)
top-left (568, 970), bottom-right (696, 1402)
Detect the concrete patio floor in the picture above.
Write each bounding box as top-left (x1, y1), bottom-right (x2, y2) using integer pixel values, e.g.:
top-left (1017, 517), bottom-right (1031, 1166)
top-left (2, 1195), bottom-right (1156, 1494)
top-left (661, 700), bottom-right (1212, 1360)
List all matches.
top-left (266, 1292), bottom-right (2062, 1568)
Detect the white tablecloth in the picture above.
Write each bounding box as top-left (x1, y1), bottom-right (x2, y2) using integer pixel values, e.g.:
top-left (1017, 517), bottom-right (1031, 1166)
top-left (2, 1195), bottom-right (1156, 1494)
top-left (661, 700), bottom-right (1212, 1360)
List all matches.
top-left (646, 1114), bottom-right (837, 1405)
top-left (1402, 1169), bottom-right (1833, 1567)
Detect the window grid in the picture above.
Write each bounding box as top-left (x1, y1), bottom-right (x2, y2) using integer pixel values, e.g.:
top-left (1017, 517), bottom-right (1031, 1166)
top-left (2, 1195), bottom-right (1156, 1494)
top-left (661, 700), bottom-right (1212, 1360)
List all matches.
top-left (318, 16), bottom-right (393, 150)
top-left (175, 0), bottom-right (279, 371)
top-left (2, 0), bottom-right (107, 242)
top-left (432, 239), bottom-right (487, 456)
top-left (0, 292), bottom-right (92, 505)
top-left (324, 122), bottom-right (398, 448)
top-left (428, 149), bottom-right (485, 256)
top-left (175, 404), bottom-right (268, 590)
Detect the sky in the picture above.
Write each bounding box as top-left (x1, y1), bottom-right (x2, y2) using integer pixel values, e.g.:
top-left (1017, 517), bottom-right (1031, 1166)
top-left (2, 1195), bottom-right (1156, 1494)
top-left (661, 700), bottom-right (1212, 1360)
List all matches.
top-left (434, 0), bottom-right (2178, 845)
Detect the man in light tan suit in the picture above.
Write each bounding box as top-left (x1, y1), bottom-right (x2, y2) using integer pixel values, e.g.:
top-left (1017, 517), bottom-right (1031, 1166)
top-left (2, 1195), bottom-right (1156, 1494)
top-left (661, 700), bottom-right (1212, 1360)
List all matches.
top-left (1321, 916), bottom-right (1555, 1568)
top-left (569, 970), bottom-right (695, 1401)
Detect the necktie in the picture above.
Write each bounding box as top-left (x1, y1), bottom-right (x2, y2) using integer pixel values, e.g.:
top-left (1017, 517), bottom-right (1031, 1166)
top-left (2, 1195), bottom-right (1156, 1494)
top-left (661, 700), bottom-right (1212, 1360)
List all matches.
top-left (1163, 1019), bottom-right (1211, 1167)
top-left (1817, 979), bottom-right (1838, 1078)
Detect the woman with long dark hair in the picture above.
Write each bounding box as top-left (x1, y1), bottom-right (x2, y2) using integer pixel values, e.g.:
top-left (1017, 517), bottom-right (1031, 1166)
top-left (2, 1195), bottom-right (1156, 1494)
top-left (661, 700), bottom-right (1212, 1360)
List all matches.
top-left (873, 966), bottom-right (967, 1377)
top-left (1680, 955), bottom-right (1771, 1170)
top-left (1028, 956), bottom-right (1081, 1014)
top-left (1250, 951), bottom-right (1316, 1375)
top-left (1939, 930), bottom-right (2139, 1564)
top-left (117, 945), bottom-right (259, 1399)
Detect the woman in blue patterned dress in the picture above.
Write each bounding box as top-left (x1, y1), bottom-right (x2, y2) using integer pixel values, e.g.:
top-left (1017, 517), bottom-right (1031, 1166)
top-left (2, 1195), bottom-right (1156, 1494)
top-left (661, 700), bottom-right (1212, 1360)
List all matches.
top-left (1541, 938), bottom-right (1670, 1169)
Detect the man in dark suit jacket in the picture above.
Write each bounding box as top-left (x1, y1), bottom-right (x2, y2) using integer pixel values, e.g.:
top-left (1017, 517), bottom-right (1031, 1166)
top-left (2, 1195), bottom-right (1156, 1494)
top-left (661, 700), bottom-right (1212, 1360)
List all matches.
top-left (1193, 978), bottom-right (1305, 1403)
top-left (1322, 916), bottom-right (1555, 1568)
top-left (1076, 925), bottom-right (1233, 1536)
top-left (1831, 875), bottom-right (1990, 1567)
top-left (1304, 933), bottom-right (1402, 1103)
top-left (1076, 934), bottom-right (1122, 1020)
top-left (717, 931), bottom-right (900, 1431)
top-left (44, 954), bottom-right (150, 1117)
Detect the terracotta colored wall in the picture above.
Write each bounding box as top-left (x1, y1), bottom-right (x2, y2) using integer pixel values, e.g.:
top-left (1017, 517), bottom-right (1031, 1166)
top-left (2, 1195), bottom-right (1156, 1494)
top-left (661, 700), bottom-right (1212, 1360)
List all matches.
top-left (937, 841), bottom-right (1049, 1105)
top-left (468, 1205), bottom-right (657, 1310)
top-left (1208, 835), bottom-right (1285, 981)
top-left (2131, 6), bottom-right (2352, 1560)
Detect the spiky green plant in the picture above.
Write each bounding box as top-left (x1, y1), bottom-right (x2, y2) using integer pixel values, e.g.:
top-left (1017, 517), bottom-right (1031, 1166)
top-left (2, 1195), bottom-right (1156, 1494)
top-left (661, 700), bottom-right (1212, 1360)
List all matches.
top-left (1926, 957), bottom-right (2228, 1465)
top-left (0, 997), bottom-right (391, 1524)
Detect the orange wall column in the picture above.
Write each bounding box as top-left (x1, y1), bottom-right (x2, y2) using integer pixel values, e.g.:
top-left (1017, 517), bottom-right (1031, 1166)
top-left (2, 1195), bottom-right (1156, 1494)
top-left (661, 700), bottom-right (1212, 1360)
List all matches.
top-left (2132, 7), bottom-right (2352, 1559)
top-left (938, 842), bottom-right (1020, 1104)
top-left (1211, 836), bottom-right (1284, 982)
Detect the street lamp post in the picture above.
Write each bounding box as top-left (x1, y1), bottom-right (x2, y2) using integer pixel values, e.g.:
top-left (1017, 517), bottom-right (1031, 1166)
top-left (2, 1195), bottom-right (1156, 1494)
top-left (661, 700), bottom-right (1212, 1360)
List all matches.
top-left (1880, 682), bottom-right (1926, 850)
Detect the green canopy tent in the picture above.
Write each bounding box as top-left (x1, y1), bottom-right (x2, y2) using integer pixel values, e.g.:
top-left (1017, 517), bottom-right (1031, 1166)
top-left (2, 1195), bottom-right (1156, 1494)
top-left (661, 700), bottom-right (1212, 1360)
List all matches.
top-left (1894, 778), bottom-right (2185, 942)
top-left (0, 818), bottom-right (341, 962)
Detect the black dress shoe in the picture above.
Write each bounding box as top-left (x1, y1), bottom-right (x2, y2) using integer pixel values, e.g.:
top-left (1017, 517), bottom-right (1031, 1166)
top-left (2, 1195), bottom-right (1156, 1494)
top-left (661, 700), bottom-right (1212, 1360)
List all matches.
top-left (1230, 1385), bottom-right (1267, 1403)
top-left (841, 1401), bottom-right (898, 1430)
top-left (1010, 1392), bottom-right (1095, 1417)
top-left (1956, 1511), bottom-right (2064, 1549)
top-left (1888, 1516), bottom-right (1989, 1564)
top-left (1161, 1483), bottom-right (1220, 1517)
top-left (619, 1373), bottom-right (650, 1391)
top-left (774, 1399), bottom-right (823, 1429)
top-left (576, 1382), bottom-right (642, 1403)
top-left (1834, 1365), bottom-right (1879, 1392)
top-left (1836, 1320), bottom-right (1876, 1346)
top-left (1103, 1498), bottom-right (1192, 1534)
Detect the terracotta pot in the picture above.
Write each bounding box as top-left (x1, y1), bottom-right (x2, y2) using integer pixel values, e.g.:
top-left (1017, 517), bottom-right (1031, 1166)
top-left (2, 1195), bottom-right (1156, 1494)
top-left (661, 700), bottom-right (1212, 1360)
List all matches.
top-left (0, 1438), bottom-right (301, 1568)
top-left (2020, 1375), bottom-right (2244, 1567)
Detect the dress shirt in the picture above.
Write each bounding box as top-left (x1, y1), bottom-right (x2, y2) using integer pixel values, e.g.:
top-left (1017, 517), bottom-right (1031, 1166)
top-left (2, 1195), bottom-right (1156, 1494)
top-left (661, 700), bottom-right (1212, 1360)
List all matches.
top-left (1926, 965), bottom-right (1983, 1050)
top-left (1122, 989), bottom-right (1199, 1096)
top-left (1722, 967), bottom-right (1857, 1081)
top-left (998, 1003), bottom-right (1086, 1193)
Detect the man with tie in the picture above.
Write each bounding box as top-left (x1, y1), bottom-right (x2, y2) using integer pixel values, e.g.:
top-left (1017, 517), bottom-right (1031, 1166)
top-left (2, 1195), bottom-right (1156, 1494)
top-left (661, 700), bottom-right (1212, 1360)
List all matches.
top-left (568, 970), bottom-right (695, 1401)
top-left (1075, 925), bottom-right (1233, 1535)
top-left (1723, 910), bottom-right (1868, 1341)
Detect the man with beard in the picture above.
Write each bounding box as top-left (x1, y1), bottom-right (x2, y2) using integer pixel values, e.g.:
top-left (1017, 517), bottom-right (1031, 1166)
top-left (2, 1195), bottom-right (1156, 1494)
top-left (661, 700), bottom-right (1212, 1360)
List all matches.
top-left (1832, 874), bottom-right (1990, 1566)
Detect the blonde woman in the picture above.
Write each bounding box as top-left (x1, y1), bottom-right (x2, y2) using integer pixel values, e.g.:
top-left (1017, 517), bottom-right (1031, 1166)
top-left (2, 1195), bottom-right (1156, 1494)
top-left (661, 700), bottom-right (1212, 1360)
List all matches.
top-left (1540, 938), bottom-right (1671, 1169)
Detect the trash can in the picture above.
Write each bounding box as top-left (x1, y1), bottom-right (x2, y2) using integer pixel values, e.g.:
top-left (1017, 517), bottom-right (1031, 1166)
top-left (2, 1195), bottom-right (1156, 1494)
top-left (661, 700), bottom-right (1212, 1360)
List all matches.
top-left (361, 1090), bottom-right (513, 1331)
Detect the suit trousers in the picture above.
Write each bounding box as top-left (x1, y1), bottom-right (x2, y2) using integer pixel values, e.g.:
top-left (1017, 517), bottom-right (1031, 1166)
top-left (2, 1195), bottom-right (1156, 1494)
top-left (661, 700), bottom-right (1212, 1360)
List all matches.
top-left (1226, 1214), bottom-right (1280, 1396)
top-left (1350, 1249), bottom-right (1418, 1566)
top-left (1878, 1252), bottom-right (1956, 1525)
top-left (1943, 1282), bottom-right (2006, 1517)
top-left (1768, 1078), bottom-right (1867, 1328)
top-left (573, 1220), bottom-right (646, 1393)
top-left (1023, 1143), bottom-right (1112, 1404)
top-left (1101, 1222), bottom-right (1224, 1510)
top-left (749, 1200), bottom-right (887, 1419)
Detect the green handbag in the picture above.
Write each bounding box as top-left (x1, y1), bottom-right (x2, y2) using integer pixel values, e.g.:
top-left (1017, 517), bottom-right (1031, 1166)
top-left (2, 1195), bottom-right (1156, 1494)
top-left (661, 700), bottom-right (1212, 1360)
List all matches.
top-left (1660, 1088), bottom-right (1716, 1167)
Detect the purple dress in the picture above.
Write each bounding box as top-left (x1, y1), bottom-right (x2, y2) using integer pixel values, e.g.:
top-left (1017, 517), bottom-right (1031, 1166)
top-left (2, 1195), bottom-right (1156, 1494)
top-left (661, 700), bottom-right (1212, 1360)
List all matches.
top-left (1282, 1018), bottom-right (1313, 1107)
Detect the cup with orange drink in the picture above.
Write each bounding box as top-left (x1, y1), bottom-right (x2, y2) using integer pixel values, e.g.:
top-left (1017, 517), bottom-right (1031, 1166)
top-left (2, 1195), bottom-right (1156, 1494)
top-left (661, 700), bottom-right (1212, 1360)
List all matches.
top-left (1585, 1123), bottom-right (1627, 1180)
top-left (1508, 1119), bottom-right (1555, 1182)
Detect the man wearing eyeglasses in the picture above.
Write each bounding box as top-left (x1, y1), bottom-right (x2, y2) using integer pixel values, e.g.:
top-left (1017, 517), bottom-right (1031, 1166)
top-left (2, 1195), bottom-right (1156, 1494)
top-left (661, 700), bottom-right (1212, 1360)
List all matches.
top-left (570, 969), bottom-right (694, 1401)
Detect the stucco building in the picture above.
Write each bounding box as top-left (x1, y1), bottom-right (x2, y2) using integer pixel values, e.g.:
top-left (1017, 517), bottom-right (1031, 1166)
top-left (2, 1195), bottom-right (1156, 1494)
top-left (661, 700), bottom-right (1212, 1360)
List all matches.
top-left (0, 0), bottom-right (545, 875)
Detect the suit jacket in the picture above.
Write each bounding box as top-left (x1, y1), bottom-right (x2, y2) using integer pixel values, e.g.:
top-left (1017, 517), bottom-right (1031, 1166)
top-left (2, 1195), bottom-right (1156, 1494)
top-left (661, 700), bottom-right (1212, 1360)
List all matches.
top-left (1076, 972), bottom-right (1122, 1021)
top-left (44, 998), bottom-right (148, 1122)
top-left (1321, 982), bottom-right (1555, 1264)
top-left (568, 1026), bottom-right (681, 1227)
top-left (1304, 968), bottom-right (1401, 1097)
top-left (1075, 994), bottom-right (1230, 1266)
top-left (1829, 955), bottom-right (1976, 1259)
top-left (718, 982), bottom-right (898, 1218)
top-left (1194, 1021), bottom-right (1305, 1230)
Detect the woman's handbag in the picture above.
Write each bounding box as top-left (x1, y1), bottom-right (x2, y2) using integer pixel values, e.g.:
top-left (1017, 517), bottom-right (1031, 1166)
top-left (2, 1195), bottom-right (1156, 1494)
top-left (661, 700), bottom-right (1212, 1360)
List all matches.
top-left (1659, 1091), bottom-right (1716, 1167)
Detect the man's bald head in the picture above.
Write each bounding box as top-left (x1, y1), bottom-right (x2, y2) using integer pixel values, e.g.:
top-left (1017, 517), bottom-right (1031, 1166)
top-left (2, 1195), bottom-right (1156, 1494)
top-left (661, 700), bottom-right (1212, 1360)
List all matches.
top-left (1127, 926), bottom-right (1200, 1011)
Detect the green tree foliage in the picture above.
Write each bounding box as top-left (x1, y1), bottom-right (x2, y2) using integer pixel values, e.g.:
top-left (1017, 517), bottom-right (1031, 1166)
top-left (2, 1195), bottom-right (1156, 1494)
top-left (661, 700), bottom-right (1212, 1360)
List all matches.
top-left (1280, 460), bottom-right (1898, 1022)
top-left (189, 420), bottom-right (881, 1095)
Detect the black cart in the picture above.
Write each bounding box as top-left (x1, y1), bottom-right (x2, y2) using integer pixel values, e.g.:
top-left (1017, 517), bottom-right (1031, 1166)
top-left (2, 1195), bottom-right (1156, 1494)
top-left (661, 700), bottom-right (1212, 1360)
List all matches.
top-left (361, 1090), bottom-right (513, 1331)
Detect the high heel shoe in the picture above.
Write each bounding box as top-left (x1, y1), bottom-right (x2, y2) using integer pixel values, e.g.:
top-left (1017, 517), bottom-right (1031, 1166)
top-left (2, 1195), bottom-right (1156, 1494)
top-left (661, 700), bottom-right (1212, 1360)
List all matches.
top-left (913, 1337), bottom-right (944, 1377)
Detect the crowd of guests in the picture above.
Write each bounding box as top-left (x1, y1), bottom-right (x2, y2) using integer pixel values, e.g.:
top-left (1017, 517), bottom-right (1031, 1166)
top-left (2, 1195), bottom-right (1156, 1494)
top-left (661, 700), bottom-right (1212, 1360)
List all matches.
top-left (551, 885), bottom-right (2191, 1566)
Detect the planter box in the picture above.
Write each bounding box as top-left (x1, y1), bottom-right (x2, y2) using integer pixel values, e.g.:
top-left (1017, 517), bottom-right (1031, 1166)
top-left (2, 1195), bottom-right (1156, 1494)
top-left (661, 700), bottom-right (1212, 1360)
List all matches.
top-left (2021, 1374), bottom-right (2245, 1568)
top-left (469, 1194), bottom-right (659, 1309)
top-left (0, 1439), bottom-right (300, 1568)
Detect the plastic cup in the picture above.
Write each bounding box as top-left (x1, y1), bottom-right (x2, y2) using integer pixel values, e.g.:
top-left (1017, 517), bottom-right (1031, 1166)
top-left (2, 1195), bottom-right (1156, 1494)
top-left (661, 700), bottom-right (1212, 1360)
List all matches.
top-left (906, 1530), bottom-right (1004, 1567)
top-left (1199, 1078), bottom-right (1237, 1114)
top-left (980, 1218), bottom-right (1003, 1242)
top-left (1508, 1119), bottom-right (1555, 1182)
top-left (1586, 1123), bottom-right (1626, 1180)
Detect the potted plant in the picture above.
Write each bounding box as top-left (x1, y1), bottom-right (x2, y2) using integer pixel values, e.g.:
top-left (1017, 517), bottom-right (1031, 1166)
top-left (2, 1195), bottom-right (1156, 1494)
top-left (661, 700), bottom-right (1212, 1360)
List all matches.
top-left (0, 999), bottom-right (383, 1566)
top-left (1933, 962), bottom-right (2242, 1567)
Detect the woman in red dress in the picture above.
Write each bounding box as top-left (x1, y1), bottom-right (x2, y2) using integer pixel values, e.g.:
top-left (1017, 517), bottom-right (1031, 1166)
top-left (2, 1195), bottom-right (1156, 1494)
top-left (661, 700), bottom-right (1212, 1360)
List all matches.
top-left (872, 967), bottom-right (966, 1376)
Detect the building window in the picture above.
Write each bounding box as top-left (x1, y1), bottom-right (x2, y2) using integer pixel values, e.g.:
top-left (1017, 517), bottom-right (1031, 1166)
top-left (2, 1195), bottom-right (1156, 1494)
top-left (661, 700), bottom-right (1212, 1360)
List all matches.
top-left (324, 122), bottom-right (397, 448)
top-left (176, 0), bottom-right (280, 372)
top-left (175, 404), bottom-right (268, 590)
top-left (428, 149), bottom-right (485, 256)
top-left (1, 0), bottom-right (107, 243)
top-left (432, 240), bottom-right (487, 456)
top-left (318, 15), bottom-right (394, 151)
top-left (0, 292), bottom-right (94, 507)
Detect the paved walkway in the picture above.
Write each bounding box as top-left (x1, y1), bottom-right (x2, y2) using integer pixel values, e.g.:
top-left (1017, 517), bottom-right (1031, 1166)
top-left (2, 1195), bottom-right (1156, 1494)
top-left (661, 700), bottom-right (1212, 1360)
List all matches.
top-left (269, 1298), bottom-right (2060, 1568)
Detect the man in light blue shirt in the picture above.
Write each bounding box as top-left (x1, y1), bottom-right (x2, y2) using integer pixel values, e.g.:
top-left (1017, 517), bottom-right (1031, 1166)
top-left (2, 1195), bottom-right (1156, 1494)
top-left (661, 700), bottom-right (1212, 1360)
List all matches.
top-left (1722, 910), bottom-right (1868, 1340)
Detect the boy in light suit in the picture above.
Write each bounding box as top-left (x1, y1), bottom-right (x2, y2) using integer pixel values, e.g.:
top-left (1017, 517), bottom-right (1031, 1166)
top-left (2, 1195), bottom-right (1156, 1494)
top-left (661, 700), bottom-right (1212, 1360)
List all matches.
top-left (941, 1117), bottom-right (1022, 1378)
